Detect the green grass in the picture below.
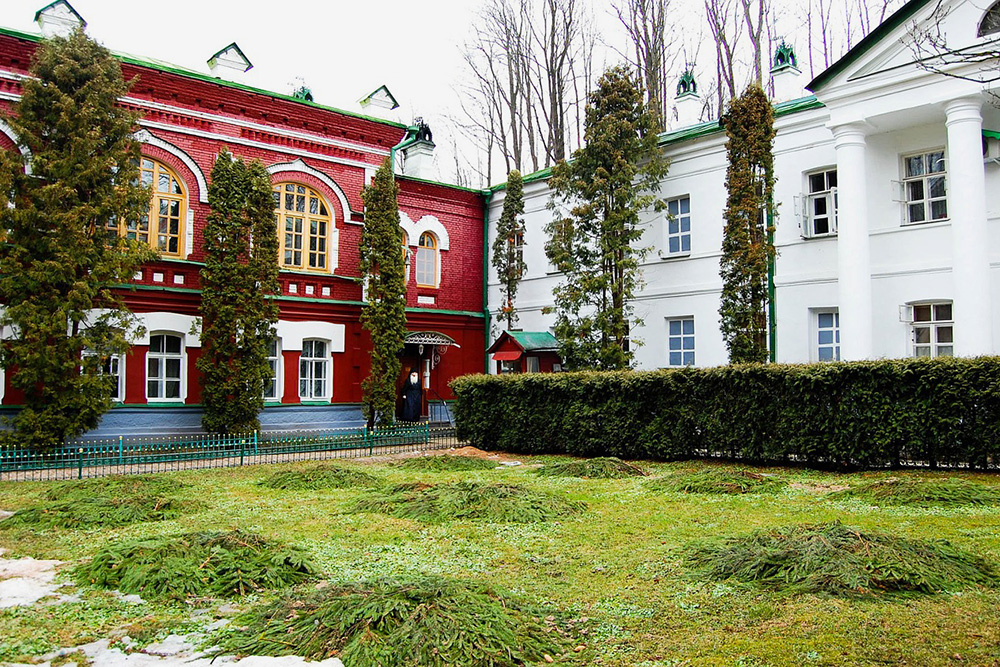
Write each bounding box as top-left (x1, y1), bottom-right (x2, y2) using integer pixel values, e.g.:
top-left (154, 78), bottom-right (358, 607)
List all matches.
top-left (396, 454), bottom-right (501, 471)
top-left (74, 529), bottom-right (315, 600)
top-left (347, 481), bottom-right (587, 523)
top-left (828, 477), bottom-right (1000, 507)
top-left (683, 521), bottom-right (1000, 597)
top-left (257, 463), bottom-right (379, 490)
top-left (646, 467), bottom-right (788, 494)
top-left (1, 460), bottom-right (1000, 666)
top-left (536, 456), bottom-right (647, 479)
top-left (213, 574), bottom-right (581, 666)
top-left (1, 475), bottom-right (194, 529)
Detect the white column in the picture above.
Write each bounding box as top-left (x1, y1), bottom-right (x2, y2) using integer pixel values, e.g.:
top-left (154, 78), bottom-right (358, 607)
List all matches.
top-left (945, 97), bottom-right (993, 356)
top-left (832, 123), bottom-right (873, 360)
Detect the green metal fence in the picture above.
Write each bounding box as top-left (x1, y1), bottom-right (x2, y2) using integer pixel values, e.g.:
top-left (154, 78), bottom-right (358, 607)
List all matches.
top-left (0, 423), bottom-right (462, 482)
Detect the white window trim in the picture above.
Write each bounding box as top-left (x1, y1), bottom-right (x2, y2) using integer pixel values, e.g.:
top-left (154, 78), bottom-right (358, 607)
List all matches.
top-left (264, 338), bottom-right (282, 402)
top-left (298, 338), bottom-right (332, 401)
top-left (900, 149), bottom-right (949, 226)
top-left (810, 308), bottom-right (841, 362)
top-left (908, 300), bottom-right (954, 358)
top-left (666, 316), bottom-right (696, 367)
top-left (661, 195), bottom-right (692, 258)
top-left (146, 332), bottom-right (186, 403)
top-left (800, 169), bottom-right (838, 239)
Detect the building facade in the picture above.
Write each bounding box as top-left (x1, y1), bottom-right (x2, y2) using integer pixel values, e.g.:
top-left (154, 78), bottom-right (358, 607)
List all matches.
top-left (486, 0), bottom-right (1000, 371)
top-left (0, 5), bottom-right (485, 434)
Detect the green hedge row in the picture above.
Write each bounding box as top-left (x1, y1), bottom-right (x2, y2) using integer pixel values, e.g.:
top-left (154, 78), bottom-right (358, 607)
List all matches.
top-left (450, 358), bottom-right (1000, 469)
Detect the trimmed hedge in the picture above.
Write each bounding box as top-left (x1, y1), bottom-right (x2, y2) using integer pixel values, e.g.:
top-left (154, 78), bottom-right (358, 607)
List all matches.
top-left (450, 358), bottom-right (1000, 469)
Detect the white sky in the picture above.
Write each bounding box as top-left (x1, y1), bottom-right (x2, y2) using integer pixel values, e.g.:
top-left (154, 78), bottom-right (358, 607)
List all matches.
top-left (1, 0), bottom-right (480, 137)
top-left (0, 0), bottom-right (870, 185)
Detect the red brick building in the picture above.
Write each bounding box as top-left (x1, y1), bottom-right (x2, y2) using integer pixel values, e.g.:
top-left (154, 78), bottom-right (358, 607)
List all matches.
top-left (0, 6), bottom-right (486, 434)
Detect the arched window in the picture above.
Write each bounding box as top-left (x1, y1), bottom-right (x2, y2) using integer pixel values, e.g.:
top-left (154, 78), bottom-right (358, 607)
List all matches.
top-left (147, 333), bottom-right (183, 400)
top-left (416, 232), bottom-right (437, 288)
top-left (980, 1), bottom-right (1000, 36)
top-left (108, 158), bottom-right (187, 257)
top-left (274, 183), bottom-right (332, 272)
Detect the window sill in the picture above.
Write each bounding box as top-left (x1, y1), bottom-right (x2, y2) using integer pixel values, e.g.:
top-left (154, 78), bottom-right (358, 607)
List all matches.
top-left (298, 399), bottom-right (331, 406)
top-left (658, 251), bottom-right (692, 260)
top-left (901, 217), bottom-right (950, 227)
top-left (800, 233), bottom-right (837, 240)
top-left (144, 400), bottom-right (187, 406)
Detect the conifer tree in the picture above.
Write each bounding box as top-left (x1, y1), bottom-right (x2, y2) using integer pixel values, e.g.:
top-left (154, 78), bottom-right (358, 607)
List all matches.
top-left (492, 169), bottom-right (527, 331)
top-left (197, 150), bottom-right (279, 433)
top-left (0, 30), bottom-right (154, 448)
top-left (545, 66), bottom-right (668, 370)
top-left (719, 84), bottom-right (776, 364)
top-left (360, 159), bottom-right (407, 427)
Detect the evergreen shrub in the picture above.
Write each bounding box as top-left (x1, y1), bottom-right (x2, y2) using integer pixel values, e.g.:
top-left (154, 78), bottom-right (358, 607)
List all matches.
top-left (451, 357), bottom-right (1000, 469)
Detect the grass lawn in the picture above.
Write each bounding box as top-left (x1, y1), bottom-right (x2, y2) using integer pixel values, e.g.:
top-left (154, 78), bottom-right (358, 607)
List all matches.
top-left (1, 455), bottom-right (999, 666)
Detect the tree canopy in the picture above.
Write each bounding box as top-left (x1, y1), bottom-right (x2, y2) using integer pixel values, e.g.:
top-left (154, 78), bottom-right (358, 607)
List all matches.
top-left (545, 65), bottom-right (668, 370)
top-left (0, 29), bottom-right (155, 447)
top-left (197, 149), bottom-right (279, 433)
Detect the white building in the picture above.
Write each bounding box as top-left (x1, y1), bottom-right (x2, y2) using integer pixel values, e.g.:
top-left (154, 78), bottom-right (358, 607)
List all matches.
top-left (486, 0), bottom-right (1000, 369)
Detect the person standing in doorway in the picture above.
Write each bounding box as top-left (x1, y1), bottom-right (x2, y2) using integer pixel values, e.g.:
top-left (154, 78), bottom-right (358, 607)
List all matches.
top-left (401, 368), bottom-right (422, 422)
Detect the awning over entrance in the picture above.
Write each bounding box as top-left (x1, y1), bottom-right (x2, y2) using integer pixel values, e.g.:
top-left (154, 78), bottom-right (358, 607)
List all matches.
top-left (404, 331), bottom-right (461, 348)
top-left (491, 350), bottom-right (522, 361)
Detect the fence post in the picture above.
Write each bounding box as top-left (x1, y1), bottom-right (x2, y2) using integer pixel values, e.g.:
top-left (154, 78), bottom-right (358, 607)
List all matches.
top-left (77, 447), bottom-right (84, 479)
top-left (254, 430), bottom-right (259, 456)
top-left (366, 425), bottom-right (373, 457)
top-left (118, 435), bottom-right (123, 466)
top-left (239, 437), bottom-right (245, 467)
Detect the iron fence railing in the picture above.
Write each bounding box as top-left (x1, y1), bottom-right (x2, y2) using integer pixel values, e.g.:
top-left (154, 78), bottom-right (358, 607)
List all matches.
top-left (0, 423), bottom-right (463, 482)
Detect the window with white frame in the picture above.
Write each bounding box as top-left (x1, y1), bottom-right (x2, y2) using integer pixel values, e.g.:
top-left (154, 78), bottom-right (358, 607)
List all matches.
top-left (415, 232), bottom-right (437, 287)
top-left (83, 351), bottom-right (124, 402)
top-left (815, 310), bottom-right (841, 361)
top-left (911, 303), bottom-right (953, 358)
top-left (299, 339), bottom-right (329, 400)
top-left (667, 317), bottom-right (695, 366)
top-left (902, 151), bottom-right (947, 224)
top-left (264, 338), bottom-right (281, 400)
top-left (803, 169), bottom-right (837, 237)
top-left (147, 333), bottom-right (183, 400)
top-left (665, 196), bottom-right (691, 255)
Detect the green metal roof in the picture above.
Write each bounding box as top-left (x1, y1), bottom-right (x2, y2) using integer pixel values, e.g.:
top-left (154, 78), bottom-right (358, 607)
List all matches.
top-left (0, 25), bottom-right (407, 130)
top-left (506, 331), bottom-right (559, 351)
top-left (806, 0), bottom-right (931, 93)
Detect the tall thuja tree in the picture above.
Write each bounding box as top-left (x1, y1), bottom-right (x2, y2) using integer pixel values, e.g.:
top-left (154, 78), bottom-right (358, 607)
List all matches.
top-left (719, 84), bottom-right (776, 363)
top-left (198, 149), bottom-right (279, 433)
top-left (360, 158), bottom-right (407, 427)
top-left (545, 65), bottom-right (668, 370)
top-left (0, 30), bottom-right (154, 448)
top-left (492, 169), bottom-right (527, 330)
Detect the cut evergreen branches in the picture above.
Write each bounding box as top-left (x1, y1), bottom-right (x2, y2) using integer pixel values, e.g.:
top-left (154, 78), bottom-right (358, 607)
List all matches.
top-left (397, 455), bottom-right (499, 472)
top-left (536, 456), bottom-right (646, 479)
top-left (257, 464), bottom-right (379, 490)
top-left (2, 475), bottom-right (191, 529)
top-left (74, 529), bottom-right (314, 600)
top-left (683, 521), bottom-right (1000, 597)
top-left (347, 481), bottom-right (585, 523)
top-left (646, 468), bottom-right (786, 495)
top-left (828, 477), bottom-right (1000, 507)
top-left (212, 574), bottom-right (577, 666)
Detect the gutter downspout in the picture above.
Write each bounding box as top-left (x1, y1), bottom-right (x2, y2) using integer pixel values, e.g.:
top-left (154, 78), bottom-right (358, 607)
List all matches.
top-left (482, 189), bottom-right (494, 373)
top-left (389, 125), bottom-right (420, 177)
top-left (767, 204), bottom-right (777, 363)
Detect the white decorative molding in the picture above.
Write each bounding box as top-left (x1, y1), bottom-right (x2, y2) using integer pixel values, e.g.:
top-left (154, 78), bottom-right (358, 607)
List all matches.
top-left (0, 118), bottom-right (32, 175)
top-left (133, 129), bottom-right (209, 203)
top-left (267, 158), bottom-right (355, 219)
top-left (398, 211), bottom-right (450, 250)
top-left (276, 320), bottom-right (346, 353)
top-left (134, 312), bottom-right (202, 348)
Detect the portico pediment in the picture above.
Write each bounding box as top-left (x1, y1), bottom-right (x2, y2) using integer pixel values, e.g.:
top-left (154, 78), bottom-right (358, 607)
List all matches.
top-left (809, 0), bottom-right (999, 102)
